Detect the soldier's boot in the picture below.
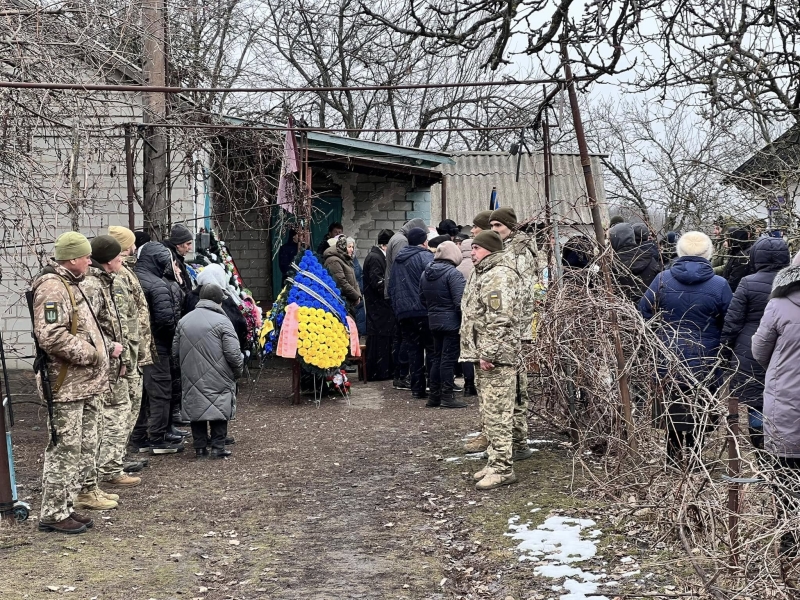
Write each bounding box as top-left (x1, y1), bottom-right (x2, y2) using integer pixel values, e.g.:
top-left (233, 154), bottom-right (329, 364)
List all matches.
top-left (473, 466), bottom-right (495, 481)
top-left (97, 488), bottom-right (119, 501)
top-left (105, 474), bottom-right (141, 487)
top-left (74, 490), bottom-right (118, 511)
top-left (426, 386), bottom-right (441, 408)
top-left (475, 471), bottom-right (518, 491)
top-left (69, 511), bottom-right (94, 529)
top-left (38, 516), bottom-right (88, 535)
top-left (464, 433), bottom-right (489, 454)
top-left (463, 380), bottom-right (478, 397)
top-left (512, 445), bottom-right (535, 462)
top-left (440, 392), bottom-right (467, 409)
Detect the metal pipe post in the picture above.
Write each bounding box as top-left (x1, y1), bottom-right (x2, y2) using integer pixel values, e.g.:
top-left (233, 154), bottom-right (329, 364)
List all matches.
top-left (0, 333), bottom-right (14, 521)
top-left (125, 124), bottom-right (136, 230)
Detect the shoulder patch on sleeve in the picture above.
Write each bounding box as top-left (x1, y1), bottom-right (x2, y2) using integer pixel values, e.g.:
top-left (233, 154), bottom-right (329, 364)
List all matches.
top-left (44, 301), bottom-right (58, 323)
top-left (488, 291), bottom-right (502, 311)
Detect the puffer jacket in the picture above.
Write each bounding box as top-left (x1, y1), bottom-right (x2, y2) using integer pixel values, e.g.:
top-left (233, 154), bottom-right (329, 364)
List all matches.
top-left (135, 242), bottom-right (183, 355)
top-left (173, 300), bottom-right (243, 422)
top-left (639, 256), bottom-right (732, 384)
top-left (721, 236), bottom-right (790, 406)
top-left (610, 223), bottom-right (661, 302)
top-left (752, 265), bottom-right (800, 458)
top-left (388, 245), bottom-right (433, 320)
top-left (420, 258), bottom-right (466, 332)
top-left (323, 246), bottom-right (361, 305)
top-left (384, 218), bottom-right (426, 299)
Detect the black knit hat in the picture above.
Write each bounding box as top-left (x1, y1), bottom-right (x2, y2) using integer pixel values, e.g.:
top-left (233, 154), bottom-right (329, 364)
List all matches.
top-left (377, 229), bottom-right (394, 245)
top-left (489, 207), bottom-right (517, 229)
top-left (429, 234), bottom-right (450, 249)
top-left (199, 283), bottom-right (225, 304)
top-left (90, 235), bottom-right (122, 264)
top-left (169, 223), bottom-right (193, 245)
top-left (134, 231), bottom-right (151, 248)
top-left (407, 227), bottom-right (428, 246)
top-left (472, 231), bottom-right (503, 253)
top-left (437, 219), bottom-right (459, 237)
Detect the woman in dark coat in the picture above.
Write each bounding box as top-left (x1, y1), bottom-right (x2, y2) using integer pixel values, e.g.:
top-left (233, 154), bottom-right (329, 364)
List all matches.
top-left (419, 241), bottom-right (467, 409)
top-left (609, 223), bottom-right (661, 302)
top-left (278, 229), bottom-right (299, 283)
top-left (323, 235), bottom-right (362, 319)
top-left (721, 236), bottom-right (790, 448)
top-left (639, 231), bottom-right (733, 467)
top-left (362, 230), bottom-right (396, 380)
top-left (722, 225), bottom-right (754, 294)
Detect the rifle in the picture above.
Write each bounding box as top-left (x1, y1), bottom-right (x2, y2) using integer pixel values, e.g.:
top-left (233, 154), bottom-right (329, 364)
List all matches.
top-left (25, 291), bottom-right (58, 446)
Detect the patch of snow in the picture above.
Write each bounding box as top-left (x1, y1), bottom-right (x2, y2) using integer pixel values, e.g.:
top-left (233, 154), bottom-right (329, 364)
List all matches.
top-left (444, 457), bottom-right (461, 462)
top-left (462, 432), bottom-right (480, 440)
top-left (464, 452), bottom-right (486, 460)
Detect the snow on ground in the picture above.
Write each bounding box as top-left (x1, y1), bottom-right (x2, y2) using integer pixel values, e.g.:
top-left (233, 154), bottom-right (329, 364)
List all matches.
top-left (506, 512), bottom-right (629, 600)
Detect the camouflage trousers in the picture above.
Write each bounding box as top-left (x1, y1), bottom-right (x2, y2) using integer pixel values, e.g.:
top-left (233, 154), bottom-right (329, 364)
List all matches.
top-left (476, 365), bottom-right (529, 476)
top-left (40, 396), bottom-right (100, 523)
top-left (96, 378), bottom-right (132, 482)
top-left (125, 368), bottom-right (143, 436)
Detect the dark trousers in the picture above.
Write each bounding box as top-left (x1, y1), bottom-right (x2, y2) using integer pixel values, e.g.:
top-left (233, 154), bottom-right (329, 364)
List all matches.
top-left (430, 331), bottom-right (460, 396)
top-left (400, 317), bottom-right (434, 394)
top-left (366, 335), bottom-right (394, 381)
top-left (462, 360), bottom-right (475, 383)
top-left (131, 386), bottom-right (149, 443)
top-left (143, 355), bottom-right (173, 440)
top-left (191, 421), bottom-right (228, 450)
top-left (392, 319), bottom-right (409, 379)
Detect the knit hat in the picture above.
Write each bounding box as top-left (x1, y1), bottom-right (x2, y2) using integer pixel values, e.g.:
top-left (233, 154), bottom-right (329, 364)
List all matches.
top-left (407, 227), bottom-right (428, 246)
top-left (632, 223), bottom-right (648, 244)
top-left (169, 223), bottom-right (193, 245)
top-left (90, 235), bottom-right (122, 264)
top-left (666, 231), bottom-right (679, 244)
top-left (134, 231), bottom-right (151, 248)
top-left (437, 219), bottom-right (459, 237)
top-left (428, 234), bottom-right (451, 249)
top-left (489, 207), bottom-right (517, 230)
top-left (472, 211), bottom-right (492, 231)
top-left (434, 240), bottom-right (463, 266)
top-left (610, 215), bottom-right (626, 226)
top-left (54, 232), bottom-right (92, 261)
top-left (108, 225), bottom-right (136, 251)
top-left (472, 230), bottom-right (503, 253)
top-left (377, 229), bottom-right (393, 245)
top-left (676, 231), bottom-right (713, 260)
top-left (199, 283), bottom-right (225, 304)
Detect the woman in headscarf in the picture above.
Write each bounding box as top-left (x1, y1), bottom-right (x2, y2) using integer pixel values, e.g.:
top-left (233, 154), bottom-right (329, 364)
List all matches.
top-left (347, 237), bottom-right (367, 336)
top-left (186, 263), bottom-right (249, 352)
top-left (323, 235), bottom-right (362, 321)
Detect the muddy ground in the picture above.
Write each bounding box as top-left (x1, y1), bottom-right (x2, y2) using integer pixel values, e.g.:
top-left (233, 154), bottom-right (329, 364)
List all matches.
top-left (0, 363), bottom-right (684, 599)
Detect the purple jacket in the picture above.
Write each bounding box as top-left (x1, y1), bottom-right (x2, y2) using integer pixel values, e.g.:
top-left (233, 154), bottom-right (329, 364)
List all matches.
top-left (752, 265), bottom-right (800, 458)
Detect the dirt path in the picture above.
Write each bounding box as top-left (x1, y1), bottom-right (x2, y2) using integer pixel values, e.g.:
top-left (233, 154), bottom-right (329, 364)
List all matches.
top-left (0, 364), bottom-right (673, 599)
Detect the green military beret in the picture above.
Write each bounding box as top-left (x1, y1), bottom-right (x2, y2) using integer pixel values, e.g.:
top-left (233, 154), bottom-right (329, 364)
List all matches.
top-left (54, 232), bottom-right (92, 261)
top-left (472, 230), bottom-right (504, 253)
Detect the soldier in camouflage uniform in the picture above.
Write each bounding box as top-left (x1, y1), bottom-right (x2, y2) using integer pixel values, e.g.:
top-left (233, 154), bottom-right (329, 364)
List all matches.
top-left (108, 226), bottom-right (156, 457)
top-left (81, 235), bottom-right (142, 499)
top-left (32, 232), bottom-right (118, 534)
top-left (461, 231), bottom-right (527, 490)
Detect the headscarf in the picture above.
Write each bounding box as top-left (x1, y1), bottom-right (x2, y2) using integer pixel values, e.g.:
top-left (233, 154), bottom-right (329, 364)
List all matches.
top-left (197, 263), bottom-right (241, 305)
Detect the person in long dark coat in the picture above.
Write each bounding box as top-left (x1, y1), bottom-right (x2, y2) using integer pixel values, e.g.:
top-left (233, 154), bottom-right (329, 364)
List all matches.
top-left (722, 225), bottom-right (754, 294)
top-left (721, 236), bottom-right (790, 448)
top-left (278, 229), bottom-right (299, 283)
top-left (362, 230), bottom-right (395, 381)
top-left (609, 223), bottom-right (661, 302)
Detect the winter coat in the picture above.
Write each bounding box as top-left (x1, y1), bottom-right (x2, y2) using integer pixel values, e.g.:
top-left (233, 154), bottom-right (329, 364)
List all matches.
top-left (163, 240), bottom-right (194, 299)
top-left (420, 260), bottom-right (466, 332)
top-left (278, 241), bottom-right (299, 278)
top-left (720, 237), bottom-right (790, 406)
top-left (384, 218), bottom-right (426, 299)
top-left (118, 255), bottom-right (156, 369)
top-left (457, 238), bottom-right (474, 280)
top-left (31, 261), bottom-right (110, 402)
top-left (135, 242), bottom-right (184, 356)
top-left (173, 300), bottom-right (243, 422)
top-left (352, 254), bottom-right (367, 335)
top-left (639, 256), bottom-right (733, 384)
top-left (323, 246), bottom-right (361, 305)
top-left (752, 265), bottom-right (800, 458)
top-left (362, 246), bottom-right (395, 337)
top-left (722, 229), bottom-right (754, 294)
top-left (83, 261), bottom-right (131, 383)
top-left (185, 288), bottom-right (249, 352)
top-left (610, 223), bottom-right (661, 302)
top-left (388, 245), bottom-right (433, 320)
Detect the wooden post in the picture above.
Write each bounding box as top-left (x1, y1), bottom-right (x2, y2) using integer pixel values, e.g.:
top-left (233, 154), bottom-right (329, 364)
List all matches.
top-left (727, 394), bottom-right (741, 567)
top-left (441, 175), bottom-right (447, 221)
top-left (124, 124), bottom-right (136, 230)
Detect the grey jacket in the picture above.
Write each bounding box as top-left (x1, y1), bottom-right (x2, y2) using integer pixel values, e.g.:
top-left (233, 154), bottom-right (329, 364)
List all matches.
top-left (384, 218), bottom-right (426, 299)
top-left (173, 300), bottom-right (244, 422)
top-left (752, 266), bottom-right (800, 458)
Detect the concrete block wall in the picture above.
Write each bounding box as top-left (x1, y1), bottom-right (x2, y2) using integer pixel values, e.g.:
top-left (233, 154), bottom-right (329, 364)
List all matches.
top-left (212, 217), bottom-right (272, 311)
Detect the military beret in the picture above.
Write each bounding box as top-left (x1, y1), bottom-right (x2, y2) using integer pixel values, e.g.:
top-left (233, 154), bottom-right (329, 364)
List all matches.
top-left (108, 226), bottom-right (136, 251)
top-left (90, 235), bottom-right (122, 264)
top-left (472, 211), bottom-right (492, 231)
top-left (54, 232), bottom-right (92, 261)
top-left (472, 230), bottom-right (503, 254)
top-left (489, 207), bottom-right (517, 229)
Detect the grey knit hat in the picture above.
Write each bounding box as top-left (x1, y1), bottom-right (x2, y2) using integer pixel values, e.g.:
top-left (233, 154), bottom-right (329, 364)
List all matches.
top-left (199, 283), bottom-right (225, 304)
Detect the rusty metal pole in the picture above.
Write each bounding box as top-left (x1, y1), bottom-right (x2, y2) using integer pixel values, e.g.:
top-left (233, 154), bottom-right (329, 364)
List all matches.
top-left (561, 41), bottom-right (636, 450)
top-left (125, 124), bottom-right (136, 230)
top-left (727, 394), bottom-right (741, 567)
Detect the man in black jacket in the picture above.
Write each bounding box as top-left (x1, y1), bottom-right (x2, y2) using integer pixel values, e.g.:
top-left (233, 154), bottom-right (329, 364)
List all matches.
top-left (163, 224), bottom-right (194, 300)
top-left (131, 243), bottom-right (185, 454)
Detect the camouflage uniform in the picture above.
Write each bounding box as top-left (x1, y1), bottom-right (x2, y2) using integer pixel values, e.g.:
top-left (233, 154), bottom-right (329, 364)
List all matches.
top-left (117, 255), bottom-right (156, 435)
top-left (83, 261), bottom-right (132, 485)
top-left (31, 261), bottom-right (109, 523)
top-left (460, 251), bottom-right (527, 476)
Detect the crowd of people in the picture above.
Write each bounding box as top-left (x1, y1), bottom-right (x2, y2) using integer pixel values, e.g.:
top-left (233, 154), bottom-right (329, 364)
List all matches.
top-left (31, 225), bottom-right (242, 534)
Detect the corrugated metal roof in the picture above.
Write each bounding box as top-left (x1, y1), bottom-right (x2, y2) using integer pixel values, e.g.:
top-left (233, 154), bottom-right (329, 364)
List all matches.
top-left (431, 152), bottom-right (608, 227)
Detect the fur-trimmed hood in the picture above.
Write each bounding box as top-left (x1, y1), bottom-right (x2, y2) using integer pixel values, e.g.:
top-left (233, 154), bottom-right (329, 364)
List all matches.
top-left (771, 265), bottom-right (800, 299)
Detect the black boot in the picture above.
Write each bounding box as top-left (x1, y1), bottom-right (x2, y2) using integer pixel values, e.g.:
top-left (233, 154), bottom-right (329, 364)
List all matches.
top-left (426, 389), bottom-right (441, 408)
top-left (463, 380), bottom-right (478, 397)
top-left (195, 448), bottom-right (209, 459)
top-left (440, 392), bottom-right (467, 409)
top-left (169, 424), bottom-right (188, 438)
top-left (210, 448), bottom-right (232, 459)
top-left (172, 411), bottom-right (190, 426)
top-left (165, 432), bottom-right (186, 444)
